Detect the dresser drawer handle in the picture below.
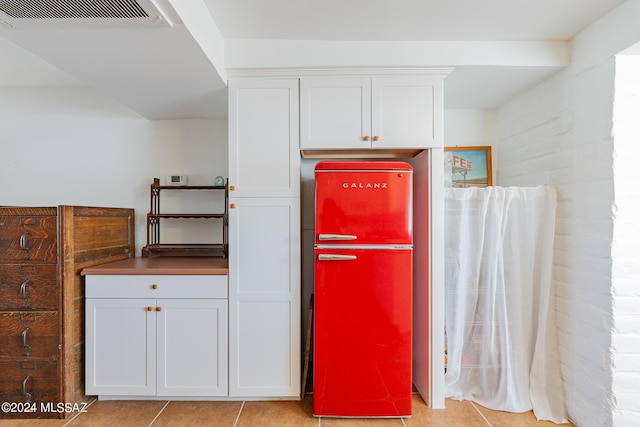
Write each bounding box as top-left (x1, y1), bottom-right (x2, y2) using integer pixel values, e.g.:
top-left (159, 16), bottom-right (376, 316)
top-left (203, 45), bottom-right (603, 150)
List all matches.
top-left (20, 278), bottom-right (30, 301)
top-left (19, 230), bottom-right (31, 251)
top-left (22, 326), bottom-right (32, 351)
top-left (22, 374), bottom-right (33, 401)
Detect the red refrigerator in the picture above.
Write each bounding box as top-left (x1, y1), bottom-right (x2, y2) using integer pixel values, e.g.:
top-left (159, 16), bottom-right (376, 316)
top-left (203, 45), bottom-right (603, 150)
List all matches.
top-left (313, 160), bottom-right (413, 418)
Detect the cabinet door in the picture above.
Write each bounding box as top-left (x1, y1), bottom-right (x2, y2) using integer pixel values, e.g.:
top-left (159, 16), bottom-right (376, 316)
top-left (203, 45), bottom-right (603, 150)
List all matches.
top-left (85, 298), bottom-right (156, 396)
top-left (371, 76), bottom-right (443, 149)
top-left (156, 299), bottom-right (228, 396)
top-left (228, 79), bottom-right (300, 198)
top-left (300, 77), bottom-right (371, 150)
top-left (228, 197), bottom-right (300, 397)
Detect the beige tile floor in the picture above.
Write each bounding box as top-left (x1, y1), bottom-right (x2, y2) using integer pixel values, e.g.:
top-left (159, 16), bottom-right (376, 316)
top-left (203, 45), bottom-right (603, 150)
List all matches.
top-left (0, 394), bottom-right (574, 427)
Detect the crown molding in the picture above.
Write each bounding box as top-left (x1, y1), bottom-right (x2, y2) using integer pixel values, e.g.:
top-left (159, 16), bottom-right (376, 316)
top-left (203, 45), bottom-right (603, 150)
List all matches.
top-left (226, 66), bottom-right (454, 79)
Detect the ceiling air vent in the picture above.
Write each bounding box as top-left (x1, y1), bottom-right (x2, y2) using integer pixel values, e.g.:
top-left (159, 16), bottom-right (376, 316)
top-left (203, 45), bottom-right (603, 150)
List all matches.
top-left (0, 0), bottom-right (173, 28)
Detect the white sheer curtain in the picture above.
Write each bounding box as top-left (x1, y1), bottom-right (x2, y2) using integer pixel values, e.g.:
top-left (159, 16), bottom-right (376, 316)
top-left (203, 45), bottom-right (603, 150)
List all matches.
top-left (444, 186), bottom-right (567, 424)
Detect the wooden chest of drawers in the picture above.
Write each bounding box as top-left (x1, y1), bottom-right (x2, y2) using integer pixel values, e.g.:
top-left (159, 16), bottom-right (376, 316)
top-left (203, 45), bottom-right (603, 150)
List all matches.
top-left (0, 206), bottom-right (134, 419)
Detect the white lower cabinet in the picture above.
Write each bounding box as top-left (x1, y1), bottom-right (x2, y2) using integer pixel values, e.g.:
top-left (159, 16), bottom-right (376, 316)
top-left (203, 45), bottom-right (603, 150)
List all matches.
top-left (85, 275), bottom-right (228, 398)
top-left (157, 299), bottom-right (228, 396)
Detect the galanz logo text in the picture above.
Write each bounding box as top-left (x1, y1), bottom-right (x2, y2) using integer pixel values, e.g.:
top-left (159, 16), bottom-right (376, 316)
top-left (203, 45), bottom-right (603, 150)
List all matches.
top-left (342, 182), bottom-right (388, 189)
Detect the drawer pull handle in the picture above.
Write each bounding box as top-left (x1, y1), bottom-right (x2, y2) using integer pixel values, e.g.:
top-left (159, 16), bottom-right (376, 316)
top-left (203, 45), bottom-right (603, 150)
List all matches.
top-left (22, 374), bottom-right (32, 401)
top-left (147, 306), bottom-right (153, 312)
top-left (373, 135), bottom-right (380, 142)
top-left (22, 326), bottom-right (32, 350)
top-left (156, 306), bottom-right (162, 312)
top-left (19, 230), bottom-right (31, 251)
top-left (20, 278), bottom-right (30, 301)
top-left (151, 284), bottom-right (158, 290)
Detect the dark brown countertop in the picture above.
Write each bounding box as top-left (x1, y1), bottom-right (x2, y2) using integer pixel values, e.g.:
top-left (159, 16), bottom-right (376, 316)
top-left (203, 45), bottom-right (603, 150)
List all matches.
top-left (81, 257), bottom-right (228, 276)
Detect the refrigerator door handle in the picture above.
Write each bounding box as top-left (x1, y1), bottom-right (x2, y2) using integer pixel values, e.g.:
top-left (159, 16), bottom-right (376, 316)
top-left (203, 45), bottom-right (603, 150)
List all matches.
top-left (318, 234), bottom-right (357, 241)
top-left (318, 254), bottom-right (357, 261)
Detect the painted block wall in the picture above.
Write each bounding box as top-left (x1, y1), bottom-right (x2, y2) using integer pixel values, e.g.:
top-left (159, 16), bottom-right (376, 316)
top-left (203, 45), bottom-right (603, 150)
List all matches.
top-left (0, 86), bottom-right (228, 256)
top-left (497, 58), bottom-right (616, 427)
top-left (611, 54), bottom-right (640, 427)
top-left (495, 2), bottom-right (640, 426)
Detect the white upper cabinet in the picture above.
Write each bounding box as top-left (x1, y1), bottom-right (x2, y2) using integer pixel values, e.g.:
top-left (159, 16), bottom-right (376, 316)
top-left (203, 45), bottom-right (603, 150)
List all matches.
top-left (300, 76), bottom-right (444, 151)
top-left (300, 77), bottom-right (372, 150)
top-left (371, 77), bottom-right (442, 149)
top-left (228, 78), bottom-right (300, 198)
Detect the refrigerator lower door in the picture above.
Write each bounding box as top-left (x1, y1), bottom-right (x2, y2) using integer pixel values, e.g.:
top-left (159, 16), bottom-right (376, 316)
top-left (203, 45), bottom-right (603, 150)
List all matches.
top-left (313, 248), bottom-right (412, 417)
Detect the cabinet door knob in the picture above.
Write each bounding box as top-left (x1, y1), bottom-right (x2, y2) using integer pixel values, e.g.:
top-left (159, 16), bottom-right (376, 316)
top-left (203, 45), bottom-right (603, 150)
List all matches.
top-left (151, 284), bottom-right (158, 289)
top-left (229, 185), bottom-right (235, 191)
top-left (230, 203), bottom-right (236, 209)
top-left (156, 306), bottom-right (162, 312)
top-left (372, 135), bottom-right (380, 141)
top-left (363, 135), bottom-right (370, 141)
top-left (147, 306), bottom-right (153, 311)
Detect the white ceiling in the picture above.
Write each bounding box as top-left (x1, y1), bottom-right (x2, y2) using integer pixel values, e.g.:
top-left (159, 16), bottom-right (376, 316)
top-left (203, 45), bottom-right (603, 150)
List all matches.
top-left (206, 0), bottom-right (621, 41)
top-left (0, 0), bottom-right (628, 119)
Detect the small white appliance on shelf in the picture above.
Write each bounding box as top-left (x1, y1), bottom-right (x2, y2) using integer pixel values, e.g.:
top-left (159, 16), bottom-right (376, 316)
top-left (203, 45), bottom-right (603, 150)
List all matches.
top-left (166, 174), bottom-right (187, 186)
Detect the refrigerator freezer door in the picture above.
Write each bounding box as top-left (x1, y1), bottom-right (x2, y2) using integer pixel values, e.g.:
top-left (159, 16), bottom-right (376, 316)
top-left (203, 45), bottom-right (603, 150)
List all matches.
top-left (313, 248), bottom-right (412, 417)
top-left (315, 163), bottom-right (413, 246)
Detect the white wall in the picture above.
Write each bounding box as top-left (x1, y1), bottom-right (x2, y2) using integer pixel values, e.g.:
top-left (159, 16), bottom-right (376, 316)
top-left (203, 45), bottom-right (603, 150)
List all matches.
top-left (495, 2), bottom-right (640, 426)
top-left (444, 109), bottom-right (496, 147)
top-left (498, 59), bottom-right (616, 427)
top-left (444, 109), bottom-right (496, 183)
top-left (0, 86), bottom-right (228, 256)
top-left (611, 53), bottom-right (640, 427)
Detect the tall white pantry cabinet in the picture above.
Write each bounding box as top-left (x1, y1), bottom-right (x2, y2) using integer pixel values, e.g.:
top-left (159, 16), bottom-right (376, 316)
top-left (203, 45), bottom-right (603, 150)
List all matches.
top-left (227, 78), bottom-right (301, 398)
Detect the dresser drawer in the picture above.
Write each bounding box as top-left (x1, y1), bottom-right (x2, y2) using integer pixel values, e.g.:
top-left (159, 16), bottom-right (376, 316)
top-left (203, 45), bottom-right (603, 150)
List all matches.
top-left (0, 264), bottom-right (58, 311)
top-left (0, 215), bottom-right (57, 262)
top-left (0, 312), bottom-right (59, 359)
top-left (85, 274), bottom-right (228, 299)
top-left (0, 359), bottom-right (60, 418)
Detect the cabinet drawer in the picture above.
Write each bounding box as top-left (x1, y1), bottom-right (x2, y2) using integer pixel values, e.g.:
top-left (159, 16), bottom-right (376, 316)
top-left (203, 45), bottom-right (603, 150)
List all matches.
top-left (0, 264), bottom-right (58, 311)
top-left (85, 274), bottom-right (228, 299)
top-left (0, 359), bottom-right (60, 418)
top-left (0, 216), bottom-right (57, 262)
top-left (0, 312), bottom-right (58, 358)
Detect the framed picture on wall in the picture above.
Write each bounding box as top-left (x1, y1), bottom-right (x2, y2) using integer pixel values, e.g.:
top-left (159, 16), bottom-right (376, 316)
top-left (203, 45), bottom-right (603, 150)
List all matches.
top-left (444, 146), bottom-right (492, 188)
